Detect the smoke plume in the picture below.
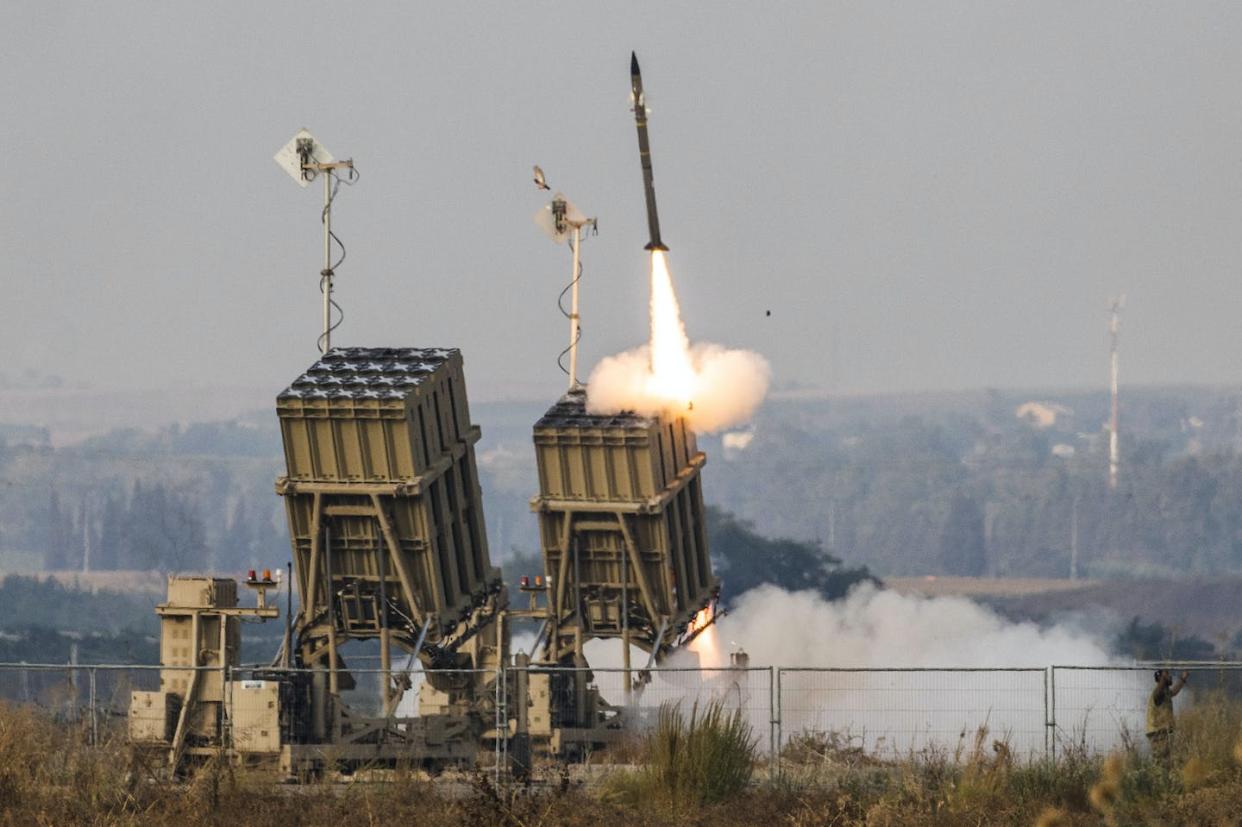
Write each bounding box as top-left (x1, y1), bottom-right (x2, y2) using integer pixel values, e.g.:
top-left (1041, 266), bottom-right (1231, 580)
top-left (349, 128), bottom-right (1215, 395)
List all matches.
top-left (697, 584), bottom-right (1112, 668)
top-left (586, 251), bottom-right (770, 433)
top-left (575, 585), bottom-right (1152, 756)
top-left (673, 585), bottom-right (1122, 755)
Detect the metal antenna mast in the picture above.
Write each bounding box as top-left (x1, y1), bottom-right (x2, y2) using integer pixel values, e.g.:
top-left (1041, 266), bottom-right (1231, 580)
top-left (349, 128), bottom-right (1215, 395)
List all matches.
top-left (1107, 295), bottom-right (1124, 490)
top-left (274, 129), bottom-right (356, 353)
top-left (533, 171), bottom-right (597, 389)
top-left (563, 198), bottom-right (583, 388)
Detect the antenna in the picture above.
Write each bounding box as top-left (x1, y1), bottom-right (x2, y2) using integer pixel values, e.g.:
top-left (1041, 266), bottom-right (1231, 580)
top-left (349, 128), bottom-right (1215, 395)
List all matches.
top-left (533, 171), bottom-right (597, 390)
top-left (274, 128), bottom-right (357, 354)
top-left (1107, 294), bottom-right (1125, 490)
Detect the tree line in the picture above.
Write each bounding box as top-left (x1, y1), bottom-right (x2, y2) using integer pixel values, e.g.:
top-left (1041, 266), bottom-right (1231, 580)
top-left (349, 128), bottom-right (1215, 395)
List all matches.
top-left (36, 481), bottom-right (283, 573)
top-left (706, 396), bottom-right (1242, 578)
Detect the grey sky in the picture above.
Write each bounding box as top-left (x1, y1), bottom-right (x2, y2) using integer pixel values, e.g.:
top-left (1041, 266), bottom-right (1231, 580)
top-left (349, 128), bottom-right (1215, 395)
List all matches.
top-left (5, 2), bottom-right (1242, 402)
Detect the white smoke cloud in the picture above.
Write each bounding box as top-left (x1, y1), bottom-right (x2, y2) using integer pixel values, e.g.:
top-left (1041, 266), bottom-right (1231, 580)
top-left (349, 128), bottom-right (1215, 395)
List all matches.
top-left (674, 585), bottom-right (1123, 756)
top-left (585, 342), bottom-right (771, 433)
top-left (706, 583), bottom-right (1113, 668)
top-left (585, 251), bottom-right (771, 433)
top-left (576, 586), bottom-right (1151, 756)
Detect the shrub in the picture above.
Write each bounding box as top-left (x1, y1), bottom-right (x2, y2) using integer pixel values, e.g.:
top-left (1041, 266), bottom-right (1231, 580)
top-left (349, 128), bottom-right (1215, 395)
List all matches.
top-left (610, 698), bottom-right (757, 808)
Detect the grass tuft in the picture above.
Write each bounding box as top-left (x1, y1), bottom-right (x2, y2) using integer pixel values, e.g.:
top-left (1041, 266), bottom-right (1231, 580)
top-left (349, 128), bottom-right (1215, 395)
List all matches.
top-left (607, 698), bottom-right (757, 810)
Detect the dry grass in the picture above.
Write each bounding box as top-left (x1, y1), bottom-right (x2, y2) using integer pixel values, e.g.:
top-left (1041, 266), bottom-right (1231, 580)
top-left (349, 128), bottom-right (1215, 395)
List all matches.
top-left (3, 696), bottom-right (1242, 826)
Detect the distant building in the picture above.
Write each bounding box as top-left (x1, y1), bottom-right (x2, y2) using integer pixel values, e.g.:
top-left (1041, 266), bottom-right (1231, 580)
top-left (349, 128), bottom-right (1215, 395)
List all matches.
top-left (1015, 401), bottom-right (1073, 430)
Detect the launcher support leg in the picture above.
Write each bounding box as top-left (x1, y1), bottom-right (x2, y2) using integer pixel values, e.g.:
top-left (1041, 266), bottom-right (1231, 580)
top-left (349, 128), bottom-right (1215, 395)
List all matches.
top-left (573, 626), bottom-right (587, 727)
top-left (378, 530), bottom-right (392, 717)
top-left (621, 552), bottom-right (631, 703)
top-left (303, 493), bottom-right (323, 631)
top-left (615, 514), bottom-right (659, 629)
top-left (324, 526), bottom-right (339, 697)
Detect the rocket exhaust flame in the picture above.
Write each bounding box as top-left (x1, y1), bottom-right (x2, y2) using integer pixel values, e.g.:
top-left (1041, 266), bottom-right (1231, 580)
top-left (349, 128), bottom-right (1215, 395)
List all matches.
top-left (684, 603), bottom-right (722, 664)
top-left (647, 251), bottom-right (695, 405)
top-left (586, 251), bottom-right (771, 433)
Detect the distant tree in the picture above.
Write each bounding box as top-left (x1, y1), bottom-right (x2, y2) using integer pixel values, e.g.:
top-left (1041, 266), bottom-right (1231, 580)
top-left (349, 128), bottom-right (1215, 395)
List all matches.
top-left (123, 480), bottom-right (162, 568)
top-left (708, 507), bottom-right (876, 603)
top-left (217, 498), bottom-right (284, 572)
top-left (256, 506), bottom-right (290, 570)
top-left (163, 489), bottom-right (209, 571)
top-left (0, 575), bottom-right (156, 635)
top-left (218, 498), bottom-right (253, 571)
top-left (939, 492), bottom-right (986, 576)
top-left (1116, 617), bottom-right (1216, 661)
top-left (121, 481), bottom-right (208, 571)
top-left (95, 492), bottom-right (125, 570)
top-left (41, 491), bottom-right (76, 570)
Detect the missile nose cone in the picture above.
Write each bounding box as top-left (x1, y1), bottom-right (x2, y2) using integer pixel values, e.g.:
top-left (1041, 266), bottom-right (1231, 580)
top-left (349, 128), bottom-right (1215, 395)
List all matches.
top-left (631, 51), bottom-right (640, 77)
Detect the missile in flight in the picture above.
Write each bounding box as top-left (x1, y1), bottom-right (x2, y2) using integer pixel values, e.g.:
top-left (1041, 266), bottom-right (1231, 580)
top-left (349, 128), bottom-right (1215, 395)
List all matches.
top-left (630, 51), bottom-right (668, 252)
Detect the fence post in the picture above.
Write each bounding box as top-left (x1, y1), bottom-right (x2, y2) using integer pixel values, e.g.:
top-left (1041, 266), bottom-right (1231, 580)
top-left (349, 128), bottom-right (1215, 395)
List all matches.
top-left (494, 666), bottom-right (503, 790)
top-left (1042, 666), bottom-right (1050, 760)
top-left (224, 664), bottom-right (232, 752)
top-left (774, 667), bottom-right (783, 780)
top-left (89, 667), bottom-right (98, 746)
top-left (766, 667), bottom-right (775, 782)
top-left (1049, 666), bottom-right (1057, 762)
top-left (69, 662), bottom-right (78, 723)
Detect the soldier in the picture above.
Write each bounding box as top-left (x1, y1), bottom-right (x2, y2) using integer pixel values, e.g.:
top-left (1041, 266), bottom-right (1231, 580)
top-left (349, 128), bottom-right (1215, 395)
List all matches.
top-left (1146, 668), bottom-right (1189, 763)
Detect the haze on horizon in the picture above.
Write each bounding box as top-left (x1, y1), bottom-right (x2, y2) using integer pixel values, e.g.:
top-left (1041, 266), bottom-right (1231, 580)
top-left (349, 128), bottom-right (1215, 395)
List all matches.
top-left (5, 3), bottom-right (1242, 404)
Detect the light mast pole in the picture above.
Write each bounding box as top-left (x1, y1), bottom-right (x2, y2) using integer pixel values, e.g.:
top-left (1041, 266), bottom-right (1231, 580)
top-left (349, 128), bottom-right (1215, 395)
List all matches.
top-left (1108, 297), bottom-right (1123, 490)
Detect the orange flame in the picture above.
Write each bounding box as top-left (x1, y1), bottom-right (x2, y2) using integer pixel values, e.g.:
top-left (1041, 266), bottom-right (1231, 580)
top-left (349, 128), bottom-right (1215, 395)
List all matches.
top-left (686, 605), bottom-right (713, 635)
top-left (686, 604), bottom-right (721, 666)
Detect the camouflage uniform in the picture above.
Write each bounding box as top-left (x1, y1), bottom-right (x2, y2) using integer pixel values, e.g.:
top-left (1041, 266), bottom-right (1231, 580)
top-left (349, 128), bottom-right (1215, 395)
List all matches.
top-left (1146, 683), bottom-right (1175, 761)
top-left (1146, 670), bottom-right (1186, 763)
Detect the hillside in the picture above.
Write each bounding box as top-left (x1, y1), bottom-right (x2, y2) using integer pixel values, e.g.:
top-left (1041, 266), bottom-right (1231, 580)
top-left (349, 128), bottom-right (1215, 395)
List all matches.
top-left (5, 383), bottom-right (1242, 586)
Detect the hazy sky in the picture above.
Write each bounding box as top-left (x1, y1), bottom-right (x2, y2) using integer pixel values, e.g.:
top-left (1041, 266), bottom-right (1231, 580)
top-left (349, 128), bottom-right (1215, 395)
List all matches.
top-left (5, 2), bottom-right (1242, 401)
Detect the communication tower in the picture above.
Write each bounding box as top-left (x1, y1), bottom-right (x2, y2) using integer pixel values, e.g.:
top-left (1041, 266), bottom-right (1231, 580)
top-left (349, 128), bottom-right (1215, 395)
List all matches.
top-left (1107, 296), bottom-right (1124, 490)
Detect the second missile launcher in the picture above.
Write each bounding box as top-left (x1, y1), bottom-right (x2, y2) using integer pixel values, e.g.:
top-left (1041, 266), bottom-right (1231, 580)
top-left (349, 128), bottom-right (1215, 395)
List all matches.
top-left (530, 387), bottom-right (717, 666)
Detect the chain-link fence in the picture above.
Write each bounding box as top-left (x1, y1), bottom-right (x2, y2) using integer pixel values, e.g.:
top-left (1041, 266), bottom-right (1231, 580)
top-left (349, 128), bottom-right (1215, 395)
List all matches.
top-left (1048, 663), bottom-right (1242, 757)
top-left (0, 663), bottom-right (220, 746)
top-left (3, 661), bottom-right (1240, 784)
top-left (776, 667), bottom-right (1049, 763)
top-left (529, 665), bottom-right (774, 745)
